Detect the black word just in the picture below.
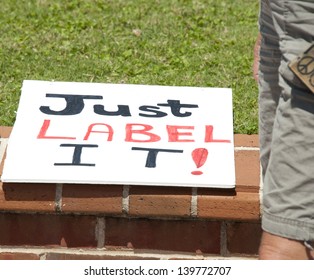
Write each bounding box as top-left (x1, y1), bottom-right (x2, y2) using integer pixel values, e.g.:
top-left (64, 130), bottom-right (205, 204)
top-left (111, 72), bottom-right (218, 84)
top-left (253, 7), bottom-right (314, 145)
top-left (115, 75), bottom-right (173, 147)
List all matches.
top-left (39, 94), bottom-right (199, 117)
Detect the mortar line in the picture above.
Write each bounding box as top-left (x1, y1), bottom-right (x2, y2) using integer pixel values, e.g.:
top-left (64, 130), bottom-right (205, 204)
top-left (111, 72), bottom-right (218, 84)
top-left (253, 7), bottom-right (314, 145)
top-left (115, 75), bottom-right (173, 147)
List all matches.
top-left (96, 217), bottom-right (106, 248)
top-left (220, 221), bottom-right (228, 257)
top-left (191, 187), bottom-right (198, 217)
top-left (234, 146), bottom-right (260, 151)
top-left (55, 183), bottom-right (63, 212)
top-left (39, 253), bottom-right (47, 260)
top-left (122, 185), bottom-right (130, 215)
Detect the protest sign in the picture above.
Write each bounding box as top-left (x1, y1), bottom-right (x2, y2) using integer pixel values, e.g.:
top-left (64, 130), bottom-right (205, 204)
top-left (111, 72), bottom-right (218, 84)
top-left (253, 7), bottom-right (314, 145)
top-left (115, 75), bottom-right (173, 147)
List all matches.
top-left (2, 80), bottom-right (235, 188)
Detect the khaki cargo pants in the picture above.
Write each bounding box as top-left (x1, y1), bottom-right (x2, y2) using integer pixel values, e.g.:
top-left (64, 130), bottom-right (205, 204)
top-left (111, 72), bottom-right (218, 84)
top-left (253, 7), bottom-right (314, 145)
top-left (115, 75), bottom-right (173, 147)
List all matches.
top-left (259, 0), bottom-right (314, 242)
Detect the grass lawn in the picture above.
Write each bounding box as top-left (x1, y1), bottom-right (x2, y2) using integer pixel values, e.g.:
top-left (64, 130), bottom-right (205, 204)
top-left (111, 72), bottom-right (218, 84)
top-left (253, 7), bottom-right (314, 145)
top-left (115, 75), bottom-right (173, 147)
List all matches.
top-left (0, 0), bottom-right (259, 134)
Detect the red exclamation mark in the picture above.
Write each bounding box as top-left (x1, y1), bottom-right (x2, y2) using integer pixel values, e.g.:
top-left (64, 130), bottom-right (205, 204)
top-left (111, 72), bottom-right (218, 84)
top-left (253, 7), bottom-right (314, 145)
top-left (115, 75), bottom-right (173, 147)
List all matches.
top-left (191, 148), bottom-right (208, 175)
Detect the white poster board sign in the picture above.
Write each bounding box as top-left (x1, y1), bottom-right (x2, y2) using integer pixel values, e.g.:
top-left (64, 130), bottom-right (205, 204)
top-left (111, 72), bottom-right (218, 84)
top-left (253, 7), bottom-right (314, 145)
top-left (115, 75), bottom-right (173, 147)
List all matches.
top-left (2, 80), bottom-right (235, 188)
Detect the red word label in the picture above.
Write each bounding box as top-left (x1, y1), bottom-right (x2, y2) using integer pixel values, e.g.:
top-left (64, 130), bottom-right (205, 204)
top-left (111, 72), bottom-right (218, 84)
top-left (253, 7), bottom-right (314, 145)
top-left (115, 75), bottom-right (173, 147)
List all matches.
top-left (37, 119), bottom-right (231, 143)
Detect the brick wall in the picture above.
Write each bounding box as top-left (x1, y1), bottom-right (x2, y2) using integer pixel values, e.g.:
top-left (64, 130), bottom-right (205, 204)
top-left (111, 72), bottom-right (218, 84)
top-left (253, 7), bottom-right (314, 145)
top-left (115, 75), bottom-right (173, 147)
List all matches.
top-left (0, 126), bottom-right (262, 260)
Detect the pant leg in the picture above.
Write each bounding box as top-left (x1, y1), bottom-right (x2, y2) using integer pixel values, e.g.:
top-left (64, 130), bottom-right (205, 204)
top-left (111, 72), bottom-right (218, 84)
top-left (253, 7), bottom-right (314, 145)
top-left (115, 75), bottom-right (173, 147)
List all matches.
top-left (258, 0), bottom-right (282, 179)
top-left (260, 0), bottom-right (314, 241)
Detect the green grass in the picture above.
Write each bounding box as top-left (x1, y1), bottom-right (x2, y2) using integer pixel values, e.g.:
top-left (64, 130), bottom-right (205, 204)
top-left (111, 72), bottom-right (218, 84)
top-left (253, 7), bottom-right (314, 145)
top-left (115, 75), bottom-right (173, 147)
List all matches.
top-left (0, 0), bottom-right (259, 134)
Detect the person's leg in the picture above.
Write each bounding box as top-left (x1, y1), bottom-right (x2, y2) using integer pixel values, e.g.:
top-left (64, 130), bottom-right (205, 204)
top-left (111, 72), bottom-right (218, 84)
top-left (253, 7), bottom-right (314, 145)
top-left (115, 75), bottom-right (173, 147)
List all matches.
top-left (258, 0), bottom-right (281, 178)
top-left (259, 231), bottom-right (313, 260)
top-left (258, 0), bottom-right (314, 259)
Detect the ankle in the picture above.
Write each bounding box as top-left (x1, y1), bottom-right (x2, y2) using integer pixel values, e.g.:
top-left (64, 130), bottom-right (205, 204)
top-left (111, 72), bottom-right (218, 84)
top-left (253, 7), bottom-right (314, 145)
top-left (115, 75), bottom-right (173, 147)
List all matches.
top-left (259, 231), bottom-right (311, 260)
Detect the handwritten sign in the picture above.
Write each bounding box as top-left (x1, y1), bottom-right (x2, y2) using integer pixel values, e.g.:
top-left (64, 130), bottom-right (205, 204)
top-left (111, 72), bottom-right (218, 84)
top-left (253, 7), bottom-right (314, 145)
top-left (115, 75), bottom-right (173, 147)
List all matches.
top-left (2, 80), bottom-right (235, 188)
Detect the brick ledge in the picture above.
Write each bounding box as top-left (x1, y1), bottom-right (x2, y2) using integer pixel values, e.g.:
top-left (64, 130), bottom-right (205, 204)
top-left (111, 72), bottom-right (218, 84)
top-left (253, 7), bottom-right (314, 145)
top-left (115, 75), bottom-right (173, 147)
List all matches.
top-left (1, 126), bottom-right (260, 221)
top-left (0, 126), bottom-right (262, 258)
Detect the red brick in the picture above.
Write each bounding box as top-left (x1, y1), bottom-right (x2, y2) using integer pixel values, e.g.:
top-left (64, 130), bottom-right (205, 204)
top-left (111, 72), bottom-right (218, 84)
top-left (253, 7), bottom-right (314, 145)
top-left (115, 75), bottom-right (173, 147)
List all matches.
top-left (0, 126), bottom-right (12, 138)
top-left (105, 217), bottom-right (221, 254)
top-left (0, 212), bottom-right (97, 247)
top-left (197, 191), bottom-right (260, 221)
top-left (129, 186), bottom-right (191, 218)
top-left (0, 183), bottom-right (56, 212)
top-left (0, 252), bottom-right (40, 260)
top-left (226, 221), bottom-right (262, 255)
top-left (235, 150), bottom-right (260, 190)
top-left (234, 134), bottom-right (259, 148)
top-left (62, 184), bottom-right (123, 214)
